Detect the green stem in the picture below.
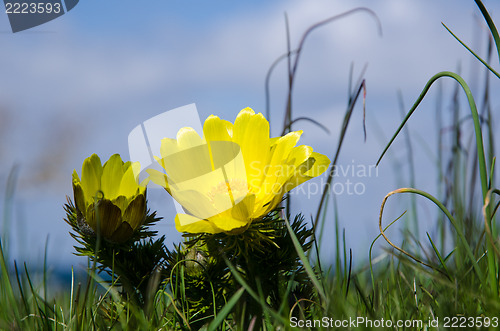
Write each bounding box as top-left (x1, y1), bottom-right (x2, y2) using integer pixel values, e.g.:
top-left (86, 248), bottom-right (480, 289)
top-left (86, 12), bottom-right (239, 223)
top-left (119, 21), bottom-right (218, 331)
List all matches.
top-left (380, 188), bottom-right (484, 282)
top-left (377, 71), bottom-right (496, 294)
top-left (240, 251), bottom-right (264, 329)
top-left (474, 0), bottom-right (500, 68)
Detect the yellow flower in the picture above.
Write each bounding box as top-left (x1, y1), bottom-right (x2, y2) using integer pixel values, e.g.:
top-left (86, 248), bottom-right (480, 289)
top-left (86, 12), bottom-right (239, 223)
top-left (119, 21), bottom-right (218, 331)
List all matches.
top-left (72, 154), bottom-right (147, 243)
top-left (147, 107), bottom-right (330, 235)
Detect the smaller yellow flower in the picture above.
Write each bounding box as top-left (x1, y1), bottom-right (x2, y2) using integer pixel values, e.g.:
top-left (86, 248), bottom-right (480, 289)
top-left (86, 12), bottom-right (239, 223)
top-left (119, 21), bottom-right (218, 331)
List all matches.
top-left (72, 154), bottom-right (146, 243)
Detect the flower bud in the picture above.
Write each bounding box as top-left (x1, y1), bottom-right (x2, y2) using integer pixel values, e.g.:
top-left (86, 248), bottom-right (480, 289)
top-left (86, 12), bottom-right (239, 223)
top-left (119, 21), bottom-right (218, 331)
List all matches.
top-left (72, 154), bottom-right (146, 243)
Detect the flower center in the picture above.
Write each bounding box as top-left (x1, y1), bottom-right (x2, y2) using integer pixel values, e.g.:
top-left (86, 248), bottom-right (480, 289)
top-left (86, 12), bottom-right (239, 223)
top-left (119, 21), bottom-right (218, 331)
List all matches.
top-left (207, 178), bottom-right (250, 211)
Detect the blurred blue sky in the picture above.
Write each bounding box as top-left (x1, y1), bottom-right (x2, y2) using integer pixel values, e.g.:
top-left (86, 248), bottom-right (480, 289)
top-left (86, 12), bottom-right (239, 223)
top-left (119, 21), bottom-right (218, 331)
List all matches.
top-left (1, 0), bottom-right (500, 272)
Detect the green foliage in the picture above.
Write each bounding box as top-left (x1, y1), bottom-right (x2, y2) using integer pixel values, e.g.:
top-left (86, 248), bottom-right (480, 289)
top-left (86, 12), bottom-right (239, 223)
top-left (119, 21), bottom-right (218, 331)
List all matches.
top-left (163, 210), bottom-right (316, 330)
top-left (64, 198), bottom-right (165, 307)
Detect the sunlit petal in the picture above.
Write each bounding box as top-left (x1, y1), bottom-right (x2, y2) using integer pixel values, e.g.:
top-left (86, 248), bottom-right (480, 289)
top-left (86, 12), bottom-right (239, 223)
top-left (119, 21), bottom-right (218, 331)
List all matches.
top-left (171, 189), bottom-right (219, 219)
top-left (284, 152), bottom-right (330, 192)
top-left (119, 162), bottom-right (142, 197)
top-left (233, 108), bottom-right (270, 190)
top-left (146, 168), bottom-right (171, 193)
top-left (160, 137), bottom-right (180, 159)
top-left (203, 115), bottom-right (233, 142)
top-left (258, 130), bottom-right (302, 200)
top-left (175, 214), bottom-right (222, 234)
top-left (177, 127), bottom-right (204, 150)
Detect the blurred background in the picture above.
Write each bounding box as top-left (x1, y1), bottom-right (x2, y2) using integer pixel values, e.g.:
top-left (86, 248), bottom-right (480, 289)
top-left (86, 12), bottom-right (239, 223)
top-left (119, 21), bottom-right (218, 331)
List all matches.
top-left (1, 0), bottom-right (500, 276)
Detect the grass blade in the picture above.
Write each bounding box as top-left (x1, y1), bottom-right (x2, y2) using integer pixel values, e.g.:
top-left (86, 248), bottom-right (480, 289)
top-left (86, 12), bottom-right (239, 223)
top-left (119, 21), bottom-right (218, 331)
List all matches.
top-left (474, 0), bottom-right (500, 67)
top-left (284, 217), bottom-right (327, 304)
top-left (426, 232), bottom-right (451, 278)
top-left (378, 188), bottom-right (485, 285)
top-left (442, 23), bottom-right (500, 79)
top-left (207, 287), bottom-right (245, 331)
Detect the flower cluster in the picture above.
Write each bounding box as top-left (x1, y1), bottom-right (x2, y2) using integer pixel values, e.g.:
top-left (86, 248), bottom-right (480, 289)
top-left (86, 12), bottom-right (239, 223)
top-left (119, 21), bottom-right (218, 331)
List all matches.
top-left (64, 107), bottom-right (330, 327)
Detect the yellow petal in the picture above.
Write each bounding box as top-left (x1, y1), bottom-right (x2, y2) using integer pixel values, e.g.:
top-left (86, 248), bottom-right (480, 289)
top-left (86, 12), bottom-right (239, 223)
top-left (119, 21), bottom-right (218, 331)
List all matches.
top-left (177, 127), bottom-right (204, 150)
top-left (203, 115), bottom-right (233, 143)
top-left (158, 144), bottom-right (213, 183)
top-left (209, 194), bottom-right (254, 231)
top-left (101, 154), bottom-right (124, 200)
top-left (260, 191), bottom-right (286, 216)
top-left (229, 193), bottom-right (255, 222)
top-left (139, 177), bottom-right (150, 187)
top-left (233, 108), bottom-right (270, 190)
top-left (72, 178), bottom-right (86, 215)
top-left (269, 137), bottom-right (280, 146)
top-left (80, 154), bottom-right (103, 201)
top-left (118, 163), bottom-right (140, 197)
top-left (175, 214), bottom-right (221, 234)
top-left (72, 169), bottom-right (81, 183)
top-left (171, 189), bottom-right (219, 219)
top-left (146, 168), bottom-right (171, 193)
top-left (160, 137), bottom-right (180, 159)
top-left (303, 152), bottom-right (330, 177)
top-left (271, 131), bottom-right (302, 164)
top-left (287, 145), bottom-right (312, 165)
top-left (284, 151), bottom-right (330, 192)
top-left (206, 141), bottom-right (247, 194)
top-left (258, 130), bottom-right (302, 199)
top-left (210, 215), bottom-right (250, 234)
top-left (112, 195), bottom-right (129, 213)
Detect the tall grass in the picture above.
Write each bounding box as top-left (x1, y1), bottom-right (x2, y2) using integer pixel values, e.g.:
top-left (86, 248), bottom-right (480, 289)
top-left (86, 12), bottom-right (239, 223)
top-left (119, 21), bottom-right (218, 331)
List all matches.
top-left (2, 1), bottom-right (500, 330)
